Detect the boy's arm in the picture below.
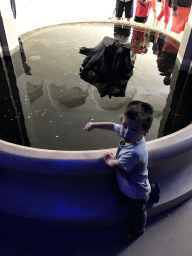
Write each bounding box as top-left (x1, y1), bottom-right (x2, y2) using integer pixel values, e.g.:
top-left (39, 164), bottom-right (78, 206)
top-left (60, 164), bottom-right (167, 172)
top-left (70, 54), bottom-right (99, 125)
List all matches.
top-left (83, 122), bottom-right (116, 132)
top-left (106, 159), bottom-right (124, 170)
top-left (103, 152), bottom-right (124, 170)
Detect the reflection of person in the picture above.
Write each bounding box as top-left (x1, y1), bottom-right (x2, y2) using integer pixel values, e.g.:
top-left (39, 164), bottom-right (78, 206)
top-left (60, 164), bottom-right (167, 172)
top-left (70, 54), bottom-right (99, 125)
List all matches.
top-left (84, 100), bottom-right (154, 241)
top-left (79, 36), bottom-right (134, 98)
top-left (131, 28), bottom-right (149, 57)
top-left (134, 0), bottom-right (152, 24)
top-left (116, 0), bottom-right (134, 21)
top-left (155, 0), bottom-right (171, 29)
top-left (113, 24), bottom-right (131, 44)
top-left (156, 36), bottom-right (180, 85)
top-left (10, 0), bottom-right (32, 75)
top-left (18, 38), bottom-right (32, 75)
top-left (170, 0), bottom-right (192, 34)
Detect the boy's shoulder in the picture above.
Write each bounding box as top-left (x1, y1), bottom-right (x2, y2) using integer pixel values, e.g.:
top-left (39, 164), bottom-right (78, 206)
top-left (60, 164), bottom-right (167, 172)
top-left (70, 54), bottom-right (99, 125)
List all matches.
top-left (122, 137), bottom-right (148, 159)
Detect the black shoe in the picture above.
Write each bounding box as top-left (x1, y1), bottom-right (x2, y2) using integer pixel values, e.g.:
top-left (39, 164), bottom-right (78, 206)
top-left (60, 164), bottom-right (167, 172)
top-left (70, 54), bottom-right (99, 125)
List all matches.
top-left (151, 183), bottom-right (161, 194)
top-left (149, 193), bottom-right (159, 203)
top-left (128, 230), bottom-right (144, 241)
top-left (149, 183), bottom-right (161, 203)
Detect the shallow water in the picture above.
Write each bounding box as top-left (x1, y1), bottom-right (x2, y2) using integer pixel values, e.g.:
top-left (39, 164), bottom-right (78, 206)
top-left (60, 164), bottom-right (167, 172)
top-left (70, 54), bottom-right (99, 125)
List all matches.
top-left (2, 23), bottom-right (180, 150)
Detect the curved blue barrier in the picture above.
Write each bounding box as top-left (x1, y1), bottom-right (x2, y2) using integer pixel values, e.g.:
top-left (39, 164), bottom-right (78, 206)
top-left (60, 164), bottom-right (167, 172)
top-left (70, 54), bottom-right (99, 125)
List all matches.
top-left (1, 124), bottom-right (192, 230)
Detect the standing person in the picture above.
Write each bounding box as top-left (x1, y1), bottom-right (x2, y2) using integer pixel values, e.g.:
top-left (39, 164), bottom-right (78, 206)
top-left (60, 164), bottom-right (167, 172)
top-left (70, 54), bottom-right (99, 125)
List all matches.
top-left (10, 0), bottom-right (16, 19)
top-left (10, 0), bottom-right (32, 75)
top-left (116, 0), bottom-right (134, 21)
top-left (170, 0), bottom-right (192, 34)
top-left (150, 0), bottom-right (158, 26)
top-left (155, 0), bottom-right (171, 29)
top-left (134, 0), bottom-right (153, 24)
top-left (84, 101), bottom-right (154, 241)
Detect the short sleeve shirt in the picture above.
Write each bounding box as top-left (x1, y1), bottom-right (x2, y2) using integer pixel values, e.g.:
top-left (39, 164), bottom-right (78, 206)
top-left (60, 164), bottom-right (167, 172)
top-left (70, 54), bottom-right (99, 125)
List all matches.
top-left (114, 124), bottom-right (151, 199)
top-left (135, 1), bottom-right (151, 17)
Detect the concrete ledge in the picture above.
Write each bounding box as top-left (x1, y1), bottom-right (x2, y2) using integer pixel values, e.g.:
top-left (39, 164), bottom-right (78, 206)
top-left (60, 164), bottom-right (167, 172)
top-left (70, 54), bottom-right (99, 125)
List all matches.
top-left (19, 20), bottom-right (182, 44)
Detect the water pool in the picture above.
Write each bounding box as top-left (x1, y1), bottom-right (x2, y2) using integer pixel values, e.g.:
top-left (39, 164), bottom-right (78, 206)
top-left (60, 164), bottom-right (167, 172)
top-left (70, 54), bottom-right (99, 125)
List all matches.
top-left (2, 23), bottom-right (180, 150)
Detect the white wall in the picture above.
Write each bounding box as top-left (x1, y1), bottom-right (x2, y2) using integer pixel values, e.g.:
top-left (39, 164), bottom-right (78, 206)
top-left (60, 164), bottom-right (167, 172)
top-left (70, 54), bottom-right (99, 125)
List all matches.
top-left (14, 0), bottom-right (115, 35)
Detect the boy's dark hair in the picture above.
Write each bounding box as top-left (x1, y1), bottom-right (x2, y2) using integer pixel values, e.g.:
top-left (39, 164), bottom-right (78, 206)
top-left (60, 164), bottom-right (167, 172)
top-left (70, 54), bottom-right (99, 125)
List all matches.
top-left (123, 101), bottom-right (154, 132)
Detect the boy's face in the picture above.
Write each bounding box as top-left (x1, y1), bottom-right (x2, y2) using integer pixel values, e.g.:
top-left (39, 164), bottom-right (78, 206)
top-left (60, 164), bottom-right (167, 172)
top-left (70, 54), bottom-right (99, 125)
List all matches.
top-left (120, 116), bottom-right (146, 143)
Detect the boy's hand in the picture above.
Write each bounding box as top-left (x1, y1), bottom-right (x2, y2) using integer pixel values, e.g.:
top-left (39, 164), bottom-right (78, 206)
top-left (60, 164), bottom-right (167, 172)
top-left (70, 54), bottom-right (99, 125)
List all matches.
top-left (83, 122), bottom-right (94, 131)
top-left (103, 152), bottom-right (124, 170)
top-left (103, 152), bottom-right (114, 163)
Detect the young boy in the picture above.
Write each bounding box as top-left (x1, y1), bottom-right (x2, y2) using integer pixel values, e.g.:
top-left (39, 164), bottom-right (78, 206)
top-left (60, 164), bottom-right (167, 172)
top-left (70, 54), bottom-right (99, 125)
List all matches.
top-left (84, 100), bottom-right (154, 241)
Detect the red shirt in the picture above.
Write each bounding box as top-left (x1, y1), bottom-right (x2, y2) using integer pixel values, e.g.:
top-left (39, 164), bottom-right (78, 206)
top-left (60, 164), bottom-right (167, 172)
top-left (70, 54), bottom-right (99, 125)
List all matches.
top-left (135, 1), bottom-right (151, 17)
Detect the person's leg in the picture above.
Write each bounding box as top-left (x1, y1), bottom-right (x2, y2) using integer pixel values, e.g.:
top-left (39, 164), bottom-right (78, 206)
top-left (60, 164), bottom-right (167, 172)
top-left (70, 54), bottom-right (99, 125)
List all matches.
top-left (156, 8), bottom-right (165, 26)
top-left (153, 10), bottom-right (157, 25)
top-left (164, 1), bottom-right (170, 29)
top-left (151, 0), bottom-right (157, 25)
top-left (124, 0), bottom-right (134, 21)
top-left (128, 197), bottom-right (148, 237)
top-left (116, 0), bottom-right (124, 19)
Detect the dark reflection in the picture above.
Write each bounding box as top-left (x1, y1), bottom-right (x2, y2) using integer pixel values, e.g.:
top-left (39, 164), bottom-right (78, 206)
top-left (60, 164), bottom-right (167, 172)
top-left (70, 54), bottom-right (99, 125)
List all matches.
top-left (18, 38), bottom-right (32, 75)
top-left (79, 35), bottom-right (134, 98)
top-left (148, 31), bottom-right (166, 57)
top-left (10, 0), bottom-right (32, 76)
top-left (114, 24), bottom-right (131, 44)
top-left (0, 43), bottom-right (30, 146)
top-left (27, 81), bottom-right (43, 102)
top-left (156, 36), bottom-right (180, 86)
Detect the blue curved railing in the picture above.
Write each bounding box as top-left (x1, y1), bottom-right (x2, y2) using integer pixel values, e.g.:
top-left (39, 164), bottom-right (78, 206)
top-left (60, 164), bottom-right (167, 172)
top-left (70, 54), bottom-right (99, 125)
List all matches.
top-left (1, 123), bottom-right (192, 230)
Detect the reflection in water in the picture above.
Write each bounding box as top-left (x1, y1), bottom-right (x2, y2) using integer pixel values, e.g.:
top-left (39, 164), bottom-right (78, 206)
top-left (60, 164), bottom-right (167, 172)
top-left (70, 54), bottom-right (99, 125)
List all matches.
top-left (18, 38), bottom-right (32, 75)
top-left (48, 82), bottom-right (89, 107)
top-left (156, 36), bottom-right (180, 86)
top-left (27, 81), bottom-right (43, 102)
top-left (0, 23), bottom-right (182, 150)
top-left (79, 36), bottom-right (134, 98)
top-left (0, 49), bottom-right (30, 146)
top-left (131, 27), bottom-right (149, 57)
top-left (113, 25), bottom-right (131, 44)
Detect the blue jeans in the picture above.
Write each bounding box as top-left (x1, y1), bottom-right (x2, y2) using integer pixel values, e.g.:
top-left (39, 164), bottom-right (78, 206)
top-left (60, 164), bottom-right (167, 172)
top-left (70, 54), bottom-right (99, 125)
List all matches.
top-left (122, 194), bottom-right (149, 235)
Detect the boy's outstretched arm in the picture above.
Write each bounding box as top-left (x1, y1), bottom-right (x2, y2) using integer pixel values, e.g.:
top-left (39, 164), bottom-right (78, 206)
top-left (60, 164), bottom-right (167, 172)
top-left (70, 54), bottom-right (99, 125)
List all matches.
top-left (83, 122), bottom-right (116, 132)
